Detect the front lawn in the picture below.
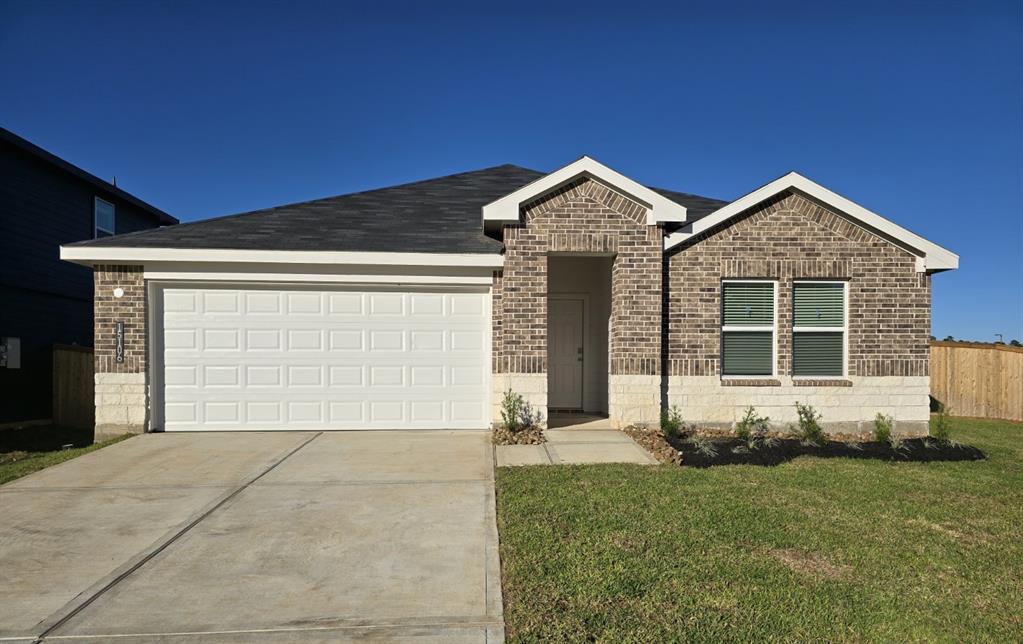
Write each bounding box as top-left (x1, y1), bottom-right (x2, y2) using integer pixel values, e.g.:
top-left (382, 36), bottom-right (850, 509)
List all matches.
top-left (0, 426), bottom-right (131, 485)
top-left (496, 418), bottom-right (1023, 642)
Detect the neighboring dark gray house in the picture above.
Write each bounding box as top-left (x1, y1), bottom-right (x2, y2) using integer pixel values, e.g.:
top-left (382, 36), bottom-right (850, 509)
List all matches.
top-left (0, 127), bottom-right (177, 425)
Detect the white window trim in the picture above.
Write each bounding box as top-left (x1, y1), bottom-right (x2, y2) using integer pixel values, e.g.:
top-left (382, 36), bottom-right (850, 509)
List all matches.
top-left (720, 279), bottom-right (778, 379)
top-left (94, 197), bottom-right (115, 237)
top-left (792, 280), bottom-right (849, 378)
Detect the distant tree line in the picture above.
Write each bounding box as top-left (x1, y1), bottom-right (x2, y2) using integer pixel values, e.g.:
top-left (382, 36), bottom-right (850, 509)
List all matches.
top-left (930, 335), bottom-right (1022, 347)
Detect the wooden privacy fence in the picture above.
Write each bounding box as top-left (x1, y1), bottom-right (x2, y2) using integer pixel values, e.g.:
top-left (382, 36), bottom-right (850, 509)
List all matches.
top-left (53, 344), bottom-right (94, 429)
top-left (930, 341), bottom-right (1023, 422)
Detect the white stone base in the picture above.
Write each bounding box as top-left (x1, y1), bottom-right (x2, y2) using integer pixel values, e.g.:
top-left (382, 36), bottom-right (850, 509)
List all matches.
top-left (95, 372), bottom-right (148, 436)
top-left (608, 374), bottom-right (660, 429)
top-left (491, 373), bottom-right (548, 427)
top-left (666, 375), bottom-right (931, 435)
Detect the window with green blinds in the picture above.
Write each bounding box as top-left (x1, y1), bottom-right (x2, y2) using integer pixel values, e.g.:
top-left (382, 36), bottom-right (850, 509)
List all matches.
top-left (793, 282), bottom-right (844, 327)
top-left (792, 281), bottom-right (846, 376)
top-left (722, 332), bottom-right (773, 375)
top-left (721, 281), bottom-right (775, 376)
top-left (793, 333), bottom-right (844, 376)
top-left (723, 282), bottom-right (774, 326)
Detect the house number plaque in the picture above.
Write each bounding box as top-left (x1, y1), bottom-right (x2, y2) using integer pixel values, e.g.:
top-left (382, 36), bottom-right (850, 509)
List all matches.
top-left (115, 321), bottom-right (125, 363)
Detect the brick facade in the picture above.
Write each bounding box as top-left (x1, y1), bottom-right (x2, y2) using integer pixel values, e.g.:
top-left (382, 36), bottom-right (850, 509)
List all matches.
top-left (84, 183), bottom-right (936, 436)
top-left (666, 191), bottom-right (931, 378)
top-left (665, 191), bottom-right (932, 434)
top-left (94, 264), bottom-right (148, 436)
top-left (493, 178), bottom-right (663, 374)
top-left (491, 177), bottom-right (663, 424)
top-left (94, 265), bottom-right (147, 373)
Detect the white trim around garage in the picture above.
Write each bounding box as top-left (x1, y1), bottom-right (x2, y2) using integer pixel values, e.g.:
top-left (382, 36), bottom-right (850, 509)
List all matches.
top-left (140, 262), bottom-right (498, 286)
top-left (148, 281), bottom-right (495, 431)
top-left (664, 172), bottom-right (958, 273)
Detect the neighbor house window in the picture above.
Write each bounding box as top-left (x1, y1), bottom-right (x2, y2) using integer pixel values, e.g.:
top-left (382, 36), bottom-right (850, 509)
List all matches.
top-left (792, 281), bottom-right (847, 377)
top-left (721, 280), bottom-right (776, 376)
top-left (94, 197), bottom-right (115, 238)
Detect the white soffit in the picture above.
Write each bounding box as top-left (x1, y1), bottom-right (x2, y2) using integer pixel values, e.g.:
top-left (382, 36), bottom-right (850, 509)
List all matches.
top-left (663, 172), bottom-right (959, 272)
top-left (59, 246), bottom-right (505, 269)
top-left (482, 156), bottom-right (687, 227)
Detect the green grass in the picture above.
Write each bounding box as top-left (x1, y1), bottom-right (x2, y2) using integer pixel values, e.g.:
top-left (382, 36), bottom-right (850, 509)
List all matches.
top-left (496, 418), bottom-right (1023, 642)
top-left (0, 427), bottom-right (131, 485)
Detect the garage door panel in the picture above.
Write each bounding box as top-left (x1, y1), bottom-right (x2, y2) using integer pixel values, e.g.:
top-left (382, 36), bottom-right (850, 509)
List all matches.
top-left (160, 286), bottom-right (488, 431)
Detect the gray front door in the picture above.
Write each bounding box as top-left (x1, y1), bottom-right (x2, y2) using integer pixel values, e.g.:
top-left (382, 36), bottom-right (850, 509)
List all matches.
top-left (548, 298), bottom-right (584, 409)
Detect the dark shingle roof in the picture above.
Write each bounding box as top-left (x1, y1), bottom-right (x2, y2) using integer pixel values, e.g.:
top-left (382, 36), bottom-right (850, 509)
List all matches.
top-left (69, 164), bottom-right (727, 253)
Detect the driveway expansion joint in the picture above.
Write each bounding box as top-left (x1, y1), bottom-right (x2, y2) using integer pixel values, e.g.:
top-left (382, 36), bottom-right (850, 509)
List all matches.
top-left (33, 432), bottom-right (323, 642)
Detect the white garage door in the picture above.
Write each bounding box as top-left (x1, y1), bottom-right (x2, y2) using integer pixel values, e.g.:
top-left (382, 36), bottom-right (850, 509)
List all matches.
top-left (157, 285), bottom-right (489, 431)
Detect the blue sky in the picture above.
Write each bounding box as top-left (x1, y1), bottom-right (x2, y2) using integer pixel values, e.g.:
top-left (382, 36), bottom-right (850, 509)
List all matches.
top-left (2, 0), bottom-right (1021, 341)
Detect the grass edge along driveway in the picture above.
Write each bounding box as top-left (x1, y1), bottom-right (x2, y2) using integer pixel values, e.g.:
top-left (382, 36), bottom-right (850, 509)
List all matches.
top-left (0, 433), bottom-right (131, 486)
top-left (496, 418), bottom-right (1023, 642)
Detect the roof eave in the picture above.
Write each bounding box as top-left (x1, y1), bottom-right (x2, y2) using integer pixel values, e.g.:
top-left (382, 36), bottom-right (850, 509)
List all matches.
top-left (59, 245), bottom-right (505, 269)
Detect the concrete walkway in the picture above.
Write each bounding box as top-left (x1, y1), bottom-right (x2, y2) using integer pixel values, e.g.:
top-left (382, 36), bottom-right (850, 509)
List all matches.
top-left (0, 431), bottom-right (503, 643)
top-left (496, 415), bottom-right (658, 467)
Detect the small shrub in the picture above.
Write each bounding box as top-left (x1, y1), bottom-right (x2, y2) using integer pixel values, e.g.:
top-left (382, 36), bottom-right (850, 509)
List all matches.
top-left (686, 434), bottom-right (719, 458)
top-left (735, 405), bottom-right (770, 447)
top-left (873, 413), bottom-right (893, 444)
top-left (931, 404), bottom-right (953, 442)
top-left (888, 431), bottom-right (906, 453)
top-left (794, 402), bottom-right (825, 446)
top-left (660, 405), bottom-right (684, 438)
top-left (500, 389), bottom-right (543, 433)
top-left (500, 389), bottom-right (524, 432)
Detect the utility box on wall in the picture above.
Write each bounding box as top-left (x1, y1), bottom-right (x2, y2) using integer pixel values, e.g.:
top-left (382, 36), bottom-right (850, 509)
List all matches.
top-left (0, 337), bottom-right (20, 369)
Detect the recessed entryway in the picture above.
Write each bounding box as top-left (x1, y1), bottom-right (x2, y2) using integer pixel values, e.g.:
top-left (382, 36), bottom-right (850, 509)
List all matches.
top-left (547, 256), bottom-right (612, 415)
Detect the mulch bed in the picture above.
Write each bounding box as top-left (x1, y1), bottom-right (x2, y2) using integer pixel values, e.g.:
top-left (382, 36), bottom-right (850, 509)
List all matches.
top-left (492, 425), bottom-right (546, 445)
top-left (665, 433), bottom-right (986, 468)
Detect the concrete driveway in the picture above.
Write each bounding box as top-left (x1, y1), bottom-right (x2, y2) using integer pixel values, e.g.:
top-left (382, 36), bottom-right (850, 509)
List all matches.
top-left (0, 431), bottom-right (503, 643)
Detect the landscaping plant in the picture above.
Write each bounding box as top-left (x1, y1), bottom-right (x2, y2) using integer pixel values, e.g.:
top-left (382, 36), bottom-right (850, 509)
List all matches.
top-left (735, 405), bottom-right (772, 450)
top-left (931, 403), bottom-right (953, 442)
top-left (500, 389), bottom-right (542, 433)
top-left (873, 413), bottom-right (893, 444)
top-left (660, 405), bottom-right (685, 438)
top-left (794, 402), bottom-right (825, 446)
top-left (500, 389), bottom-right (526, 432)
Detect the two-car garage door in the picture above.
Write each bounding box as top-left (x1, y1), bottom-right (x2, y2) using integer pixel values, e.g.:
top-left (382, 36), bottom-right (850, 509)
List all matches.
top-left (157, 285), bottom-right (489, 431)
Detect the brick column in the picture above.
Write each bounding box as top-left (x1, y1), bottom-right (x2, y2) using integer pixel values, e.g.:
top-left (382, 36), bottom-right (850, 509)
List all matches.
top-left (94, 265), bottom-right (147, 438)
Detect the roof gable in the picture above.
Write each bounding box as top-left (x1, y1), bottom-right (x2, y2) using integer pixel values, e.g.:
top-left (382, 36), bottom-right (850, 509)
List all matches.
top-left (664, 172), bottom-right (958, 273)
top-left (481, 156), bottom-right (688, 232)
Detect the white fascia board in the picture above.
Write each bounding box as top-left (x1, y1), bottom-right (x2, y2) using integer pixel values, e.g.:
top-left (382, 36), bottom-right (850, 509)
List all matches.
top-left (59, 246), bottom-right (505, 269)
top-left (664, 172), bottom-right (959, 272)
top-left (482, 156), bottom-right (686, 227)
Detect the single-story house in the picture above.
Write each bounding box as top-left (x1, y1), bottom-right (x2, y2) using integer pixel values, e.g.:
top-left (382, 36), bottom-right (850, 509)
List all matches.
top-left (60, 157), bottom-right (957, 438)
